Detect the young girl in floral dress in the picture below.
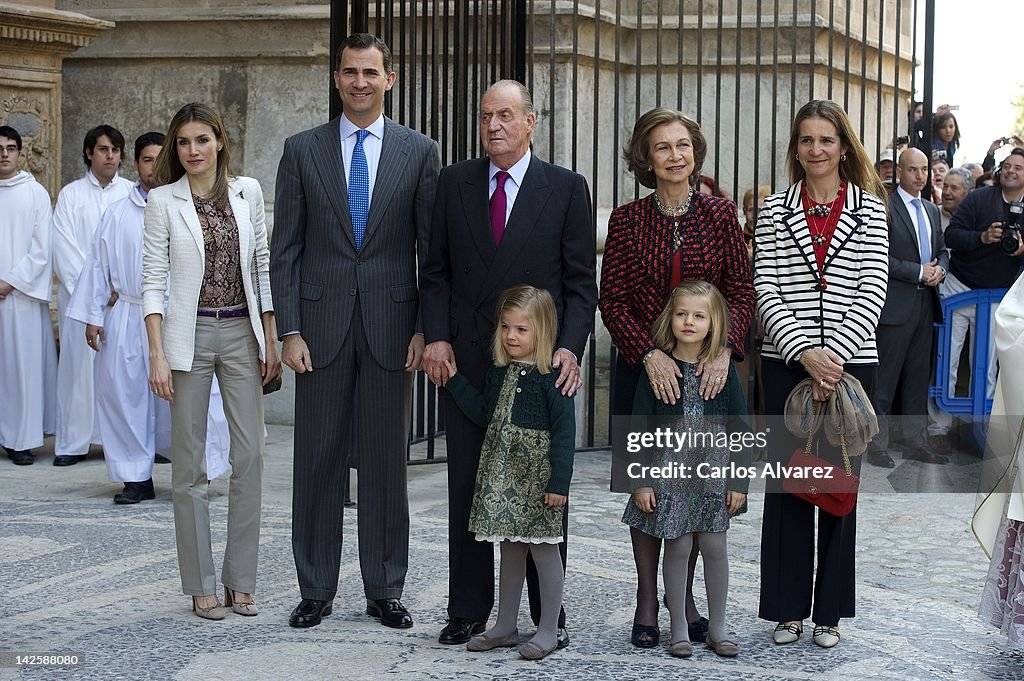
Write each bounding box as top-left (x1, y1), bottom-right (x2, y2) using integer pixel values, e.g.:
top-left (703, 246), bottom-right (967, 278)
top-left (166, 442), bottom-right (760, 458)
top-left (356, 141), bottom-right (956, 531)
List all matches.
top-left (443, 284), bottom-right (574, 660)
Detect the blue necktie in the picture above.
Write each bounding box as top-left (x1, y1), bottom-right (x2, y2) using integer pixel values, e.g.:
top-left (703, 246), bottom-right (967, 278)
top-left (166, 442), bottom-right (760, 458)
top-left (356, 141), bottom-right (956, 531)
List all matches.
top-left (349, 129), bottom-right (369, 250)
top-left (912, 198), bottom-right (932, 264)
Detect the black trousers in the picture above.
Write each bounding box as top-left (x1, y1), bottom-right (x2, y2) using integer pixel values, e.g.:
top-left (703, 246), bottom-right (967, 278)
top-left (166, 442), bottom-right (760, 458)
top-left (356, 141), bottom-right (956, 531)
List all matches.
top-left (443, 348), bottom-right (568, 627)
top-left (757, 357), bottom-right (876, 626)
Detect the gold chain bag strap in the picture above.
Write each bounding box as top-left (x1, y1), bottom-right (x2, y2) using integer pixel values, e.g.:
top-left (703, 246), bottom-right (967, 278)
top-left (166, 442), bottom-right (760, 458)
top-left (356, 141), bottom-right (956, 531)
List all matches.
top-left (781, 402), bottom-right (858, 516)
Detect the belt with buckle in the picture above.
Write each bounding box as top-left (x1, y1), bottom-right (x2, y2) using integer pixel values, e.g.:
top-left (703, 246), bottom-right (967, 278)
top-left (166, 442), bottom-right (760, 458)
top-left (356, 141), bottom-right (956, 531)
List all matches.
top-left (197, 307), bottom-right (249, 320)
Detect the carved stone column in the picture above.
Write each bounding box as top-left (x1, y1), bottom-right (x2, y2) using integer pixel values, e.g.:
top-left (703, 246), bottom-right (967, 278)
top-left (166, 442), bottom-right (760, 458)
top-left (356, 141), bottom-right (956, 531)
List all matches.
top-left (0, 1), bottom-right (111, 195)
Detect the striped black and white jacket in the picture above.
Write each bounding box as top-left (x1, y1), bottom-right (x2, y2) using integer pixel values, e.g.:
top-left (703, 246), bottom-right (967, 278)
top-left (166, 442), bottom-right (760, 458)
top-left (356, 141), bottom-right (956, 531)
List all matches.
top-left (754, 180), bottom-right (889, 366)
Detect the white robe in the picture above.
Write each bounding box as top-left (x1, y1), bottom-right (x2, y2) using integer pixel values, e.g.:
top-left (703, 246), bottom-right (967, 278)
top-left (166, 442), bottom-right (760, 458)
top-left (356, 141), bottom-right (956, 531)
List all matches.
top-left (972, 270), bottom-right (1024, 557)
top-left (51, 170), bottom-right (133, 456)
top-left (0, 171), bottom-right (57, 451)
top-left (66, 185), bottom-right (231, 482)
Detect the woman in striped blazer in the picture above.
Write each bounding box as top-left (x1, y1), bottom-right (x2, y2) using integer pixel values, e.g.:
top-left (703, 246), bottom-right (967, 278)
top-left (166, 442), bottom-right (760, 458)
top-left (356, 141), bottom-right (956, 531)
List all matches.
top-left (755, 100), bottom-right (888, 649)
top-left (143, 103), bottom-right (280, 620)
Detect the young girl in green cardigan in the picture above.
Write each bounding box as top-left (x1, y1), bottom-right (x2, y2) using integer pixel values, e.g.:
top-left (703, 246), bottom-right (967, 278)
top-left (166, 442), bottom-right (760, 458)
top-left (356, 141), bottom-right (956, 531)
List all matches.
top-left (622, 280), bottom-right (751, 659)
top-left (442, 285), bottom-right (574, 661)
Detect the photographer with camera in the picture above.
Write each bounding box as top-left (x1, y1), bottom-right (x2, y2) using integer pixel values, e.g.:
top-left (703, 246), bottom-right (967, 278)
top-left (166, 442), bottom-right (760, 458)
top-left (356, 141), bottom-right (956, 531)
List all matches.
top-left (942, 148), bottom-right (1024, 401)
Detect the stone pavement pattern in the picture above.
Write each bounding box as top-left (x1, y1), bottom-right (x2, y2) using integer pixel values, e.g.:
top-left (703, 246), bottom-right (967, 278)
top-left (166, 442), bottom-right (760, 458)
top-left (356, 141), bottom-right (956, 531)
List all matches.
top-left (0, 425), bottom-right (1022, 680)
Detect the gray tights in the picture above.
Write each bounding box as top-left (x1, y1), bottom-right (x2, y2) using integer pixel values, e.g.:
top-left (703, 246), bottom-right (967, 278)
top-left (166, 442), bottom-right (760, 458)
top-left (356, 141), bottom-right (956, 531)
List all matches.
top-left (663, 531), bottom-right (729, 644)
top-left (483, 541), bottom-right (564, 650)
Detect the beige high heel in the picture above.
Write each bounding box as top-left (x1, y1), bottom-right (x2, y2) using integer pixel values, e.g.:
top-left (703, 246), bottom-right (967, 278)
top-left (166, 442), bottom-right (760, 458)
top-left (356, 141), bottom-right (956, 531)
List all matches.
top-left (192, 596), bottom-right (225, 620)
top-left (224, 587), bottom-right (258, 616)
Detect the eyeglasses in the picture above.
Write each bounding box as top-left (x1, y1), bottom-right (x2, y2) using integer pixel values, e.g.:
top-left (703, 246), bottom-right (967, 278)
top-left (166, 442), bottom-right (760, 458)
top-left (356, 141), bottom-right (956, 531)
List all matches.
top-left (0, 144), bottom-right (19, 155)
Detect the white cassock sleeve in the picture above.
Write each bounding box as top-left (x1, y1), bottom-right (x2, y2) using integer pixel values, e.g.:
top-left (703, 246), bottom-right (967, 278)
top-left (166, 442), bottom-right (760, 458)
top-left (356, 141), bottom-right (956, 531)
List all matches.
top-left (52, 188), bottom-right (87, 300)
top-left (66, 212), bottom-right (115, 327)
top-left (2, 184), bottom-right (52, 302)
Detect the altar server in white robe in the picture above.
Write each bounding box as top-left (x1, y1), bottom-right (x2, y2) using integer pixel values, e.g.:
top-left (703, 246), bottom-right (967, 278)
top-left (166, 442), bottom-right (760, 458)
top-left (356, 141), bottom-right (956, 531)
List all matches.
top-left (67, 132), bottom-right (231, 503)
top-left (51, 125), bottom-right (133, 466)
top-left (0, 125), bottom-right (57, 466)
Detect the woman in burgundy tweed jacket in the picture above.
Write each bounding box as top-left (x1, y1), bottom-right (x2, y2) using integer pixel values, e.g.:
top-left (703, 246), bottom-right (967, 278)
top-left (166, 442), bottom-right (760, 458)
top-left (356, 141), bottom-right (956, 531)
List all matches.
top-left (598, 107), bottom-right (754, 648)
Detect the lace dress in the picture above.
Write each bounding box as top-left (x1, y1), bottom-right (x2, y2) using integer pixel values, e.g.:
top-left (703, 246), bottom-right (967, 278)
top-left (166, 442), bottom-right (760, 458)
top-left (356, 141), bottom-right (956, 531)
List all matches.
top-left (468, 362), bottom-right (564, 544)
top-left (980, 506), bottom-right (1024, 648)
top-left (620, 362), bottom-right (731, 538)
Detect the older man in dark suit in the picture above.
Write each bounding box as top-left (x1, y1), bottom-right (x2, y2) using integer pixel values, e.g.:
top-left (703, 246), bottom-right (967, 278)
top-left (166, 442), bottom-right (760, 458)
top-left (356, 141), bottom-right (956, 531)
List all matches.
top-left (271, 33), bottom-right (439, 629)
top-left (867, 147), bottom-right (949, 468)
top-left (420, 80), bottom-right (598, 646)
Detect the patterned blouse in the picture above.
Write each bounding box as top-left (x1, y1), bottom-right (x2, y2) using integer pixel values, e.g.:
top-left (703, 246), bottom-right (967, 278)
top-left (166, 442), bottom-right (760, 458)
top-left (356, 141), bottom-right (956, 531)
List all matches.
top-left (194, 194), bottom-right (245, 309)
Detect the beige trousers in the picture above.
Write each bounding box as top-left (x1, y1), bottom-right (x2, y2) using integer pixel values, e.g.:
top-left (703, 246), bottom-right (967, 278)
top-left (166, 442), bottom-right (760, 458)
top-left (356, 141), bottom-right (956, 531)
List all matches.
top-left (170, 316), bottom-right (264, 596)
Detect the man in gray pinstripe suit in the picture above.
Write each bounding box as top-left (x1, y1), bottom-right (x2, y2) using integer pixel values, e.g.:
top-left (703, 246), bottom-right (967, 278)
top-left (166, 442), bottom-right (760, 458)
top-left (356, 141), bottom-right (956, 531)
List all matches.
top-left (271, 33), bottom-right (440, 629)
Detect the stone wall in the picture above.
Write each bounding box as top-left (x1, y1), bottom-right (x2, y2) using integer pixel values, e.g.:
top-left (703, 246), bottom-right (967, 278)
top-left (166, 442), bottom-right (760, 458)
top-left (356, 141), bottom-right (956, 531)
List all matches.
top-left (0, 0), bottom-right (111, 196)
top-left (52, 0), bottom-right (915, 431)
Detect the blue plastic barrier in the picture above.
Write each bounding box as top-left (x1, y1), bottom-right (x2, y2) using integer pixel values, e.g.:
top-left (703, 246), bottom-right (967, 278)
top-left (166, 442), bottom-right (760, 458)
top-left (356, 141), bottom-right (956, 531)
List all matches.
top-left (932, 287), bottom-right (1007, 417)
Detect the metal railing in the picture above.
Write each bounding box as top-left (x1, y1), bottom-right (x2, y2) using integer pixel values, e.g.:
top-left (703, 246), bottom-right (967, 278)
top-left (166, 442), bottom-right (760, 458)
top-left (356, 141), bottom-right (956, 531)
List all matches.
top-left (330, 0), bottom-right (931, 460)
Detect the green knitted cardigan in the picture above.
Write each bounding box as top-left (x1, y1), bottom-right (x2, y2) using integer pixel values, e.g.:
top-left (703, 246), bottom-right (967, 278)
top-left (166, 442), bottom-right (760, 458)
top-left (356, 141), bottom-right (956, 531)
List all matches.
top-left (445, 364), bottom-right (575, 496)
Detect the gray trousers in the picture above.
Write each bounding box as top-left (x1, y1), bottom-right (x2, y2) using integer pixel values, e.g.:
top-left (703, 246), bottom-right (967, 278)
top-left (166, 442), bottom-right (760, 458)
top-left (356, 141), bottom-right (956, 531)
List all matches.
top-left (171, 316), bottom-right (264, 596)
top-left (292, 299), bottom-right (412, 602)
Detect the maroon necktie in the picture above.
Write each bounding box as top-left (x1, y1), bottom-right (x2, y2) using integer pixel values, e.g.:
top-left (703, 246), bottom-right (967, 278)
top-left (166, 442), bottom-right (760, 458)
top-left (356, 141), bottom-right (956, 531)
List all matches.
top-left (490, 170), bottom-right (509, 245)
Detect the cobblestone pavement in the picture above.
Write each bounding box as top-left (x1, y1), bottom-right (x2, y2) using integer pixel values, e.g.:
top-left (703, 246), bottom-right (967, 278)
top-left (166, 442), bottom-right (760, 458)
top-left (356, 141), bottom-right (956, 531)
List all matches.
top-left (1, 426), bottom-right (1022, 680)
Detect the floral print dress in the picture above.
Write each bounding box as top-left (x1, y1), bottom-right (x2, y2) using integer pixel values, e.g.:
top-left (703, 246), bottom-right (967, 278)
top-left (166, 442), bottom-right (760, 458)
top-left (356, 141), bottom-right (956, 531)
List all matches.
top-left (620, 362), bottom-right (731, 538)
top-left (468, 362), bottom-right (564, 544)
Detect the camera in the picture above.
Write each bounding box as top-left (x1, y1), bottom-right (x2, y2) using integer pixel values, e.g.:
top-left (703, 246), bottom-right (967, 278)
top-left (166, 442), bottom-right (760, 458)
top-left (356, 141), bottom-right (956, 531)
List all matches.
top-left (895, 135), bottom-right (910, 146)
top-left (999, 201), bottom-right (1024, 254)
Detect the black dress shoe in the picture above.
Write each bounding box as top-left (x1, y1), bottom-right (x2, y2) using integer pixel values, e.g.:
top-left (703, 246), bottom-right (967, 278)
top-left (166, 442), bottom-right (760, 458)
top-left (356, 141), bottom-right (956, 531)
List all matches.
top-left (366, 598), bottom-right (413, 628)
top-left (289, 599), bottom-right (333, 627)
top-left (556, 627), bottom-right (570, 649)
top-left (7, 449), bottom-right (34, 466)
top-left (53, 455), bottom-right (83, 467)
top-left (867, 450), bottom-right (895, 468)
top-left (438, 617), bottom-right (485, 644)
top-left (688, 616), bottom-right (709, 643)
top-left (904, 448), bottom-right (948, 465)
top-left (630, 622), bottom-right (660, 648)
top-left (114, 480), bottom-right (155, 504)
top-left (154, 453), bottom-right (171, 464)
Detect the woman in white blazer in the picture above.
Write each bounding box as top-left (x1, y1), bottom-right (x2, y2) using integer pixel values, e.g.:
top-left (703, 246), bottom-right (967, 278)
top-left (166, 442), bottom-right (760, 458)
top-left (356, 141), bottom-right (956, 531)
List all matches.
top-left (754, 100), bottom-right (888, 649)
top-left (142, 102), bottom-right (280, 620)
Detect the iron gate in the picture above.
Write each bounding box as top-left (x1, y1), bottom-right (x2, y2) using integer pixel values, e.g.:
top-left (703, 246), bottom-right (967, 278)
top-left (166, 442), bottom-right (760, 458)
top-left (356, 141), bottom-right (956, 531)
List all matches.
top-left (331, 0), bottom-right (932, 458)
